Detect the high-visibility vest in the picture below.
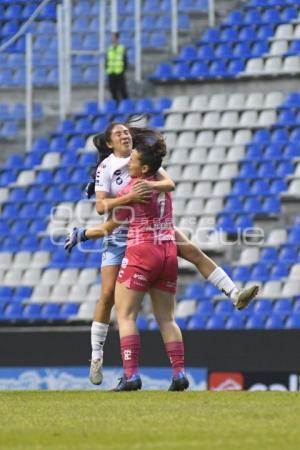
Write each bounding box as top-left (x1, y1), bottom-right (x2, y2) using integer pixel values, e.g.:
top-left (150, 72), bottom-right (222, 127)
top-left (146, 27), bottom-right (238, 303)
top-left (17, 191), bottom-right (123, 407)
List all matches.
top-left (106, 44), bottom-right (125, 75)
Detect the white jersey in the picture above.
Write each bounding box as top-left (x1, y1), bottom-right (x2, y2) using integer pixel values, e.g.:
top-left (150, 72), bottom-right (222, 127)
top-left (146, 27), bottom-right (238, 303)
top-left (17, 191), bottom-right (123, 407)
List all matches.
top-left (95, 153), bottom-right (131, 197)
top-left (95, 153), bottom-right (131, 239)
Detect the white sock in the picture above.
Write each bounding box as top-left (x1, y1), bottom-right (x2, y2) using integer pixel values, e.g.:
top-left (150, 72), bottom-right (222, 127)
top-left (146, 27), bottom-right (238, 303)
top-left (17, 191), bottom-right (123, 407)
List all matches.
top-left (207, 267), bottom-right (238, 303)
top-left (91, 321), bottom-right (109, 360)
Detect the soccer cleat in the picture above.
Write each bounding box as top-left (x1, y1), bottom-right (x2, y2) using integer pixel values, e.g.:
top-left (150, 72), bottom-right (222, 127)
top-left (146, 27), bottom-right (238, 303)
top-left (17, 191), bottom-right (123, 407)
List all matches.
top-left (168, 371), bottom-right (189, 391)
top-left (112, 373), bottom-right (142, 392)
top-left (89, 358), bottom-right (103, 385)
top-left (234, 285), bottom-right (259, 311)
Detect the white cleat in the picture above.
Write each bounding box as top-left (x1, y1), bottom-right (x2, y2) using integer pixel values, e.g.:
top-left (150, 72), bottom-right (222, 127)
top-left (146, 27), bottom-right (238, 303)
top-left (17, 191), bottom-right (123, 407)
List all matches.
top-left (234, 285), bottom-right (259, 311)
top-left (89, 358), bottom-right (103, 385)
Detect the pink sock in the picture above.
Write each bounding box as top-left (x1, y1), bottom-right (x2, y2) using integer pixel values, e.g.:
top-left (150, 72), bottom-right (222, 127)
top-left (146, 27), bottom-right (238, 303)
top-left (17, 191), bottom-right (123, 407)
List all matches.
top-left (165, 341), bottom-right (185, 377)
top-left (120, 335), bottom-right (141, 379)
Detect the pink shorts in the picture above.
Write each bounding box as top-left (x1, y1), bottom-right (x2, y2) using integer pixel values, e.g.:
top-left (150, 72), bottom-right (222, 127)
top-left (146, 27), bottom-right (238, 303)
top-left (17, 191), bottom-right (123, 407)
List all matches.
top-left (117, 241), bottom-right (178, 293)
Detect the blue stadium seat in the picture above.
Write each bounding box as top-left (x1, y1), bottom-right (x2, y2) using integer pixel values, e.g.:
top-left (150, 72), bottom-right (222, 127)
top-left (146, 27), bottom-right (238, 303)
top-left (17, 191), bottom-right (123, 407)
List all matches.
top-left (151, 63), bottom-right (173, 80)
top-left (225, 315), bottom-right (244, 329)
top-left (0, 221), bottom-right (9, 235)
top-left (273, 298), bottom-right (293, 317)
top-left (260, 247), bottom-right (278, 262)
top-left (21, 236), bottom-right (39, 251)
top-left (235, 215), bottom-right (254, 230)
top-left (176, 318), bottom-right (187, 329)
top-left (13, 286), bottom-right (33, 302)
top-left (0, 287), bottom-right (14, 303)
top-left (257, 162), bottom-right (276, 178)
top-left (232, 266), bottom-right (251, 282)
top-left (251, 41), bottom-right (269, 57)
top-left (244, 197), bottom-right (263, 214)
top-left (67, 136), bottom-right (86, 151)
top-left (49, 136), bottom-right (68, 152)
top-left (250, 180), bottom-right (269, 195)
top-left (276, 161), bottom-right (294, 177)
top-left (35, 170), bottom-right (53, 185)
top-left (253, 299), bottom-right (273, 317)
top-left (220, 28), bottom-right (239, 42)
top-left (271, 128), bottom-right (289, 144)
top-left (190, 61), bottom-right (210, 78)
top-left (264, 144), bottom-right (283, 160)
top-left (206, 315), bottom-right (225, 329)
top-left (4, 303), bottom-right (23, 320)
top-left (8, 187), bottom-right (27, 203)
top-left (281, 7), bottom-right (298, 22)
top-left (195, 301), bottom-right (214, 317)
top-left (210, 60), bottom-right (228, 78)
top-left (24, 152), bottom-right (42, 168)
top-left (148, 319), bottom-right (159, 330)
top-left (19, 204), bottom-right (38, 219)
top-left (23, 304), bottom-right (42, 320)
top-left (92, 117), bottom-right (109, 133)
top-left (257, 25), bottom-right (274, 40)
top-left (40, 303), bottom-right (61, 320)
top-left (45, 186), bottom-right (64, 202)
top-left (5, 153), bottom-right (24, 168)
top-left (29, 219), bottom-right (46, 234)
top-left (265, 314), bottom-right (284, 329)
top-left (244, 9), bottom-right (262, 25)
top-left (231, 180), bottom-right (250, 196)
top-left (32, 137), bottom-right (50, 153)
top-left (223, 198), bottom-right (243, 214)
top-left (2, 236), bottom-right (20, 252)
top-left (183, 282), bottom-right (204, 300)
top-left (245, 314), bottom-right (264, 329)
top-left (200, 28), bottom-right (221, 44)
top-left (253, 129), bottom-right (271, 145)
top-left (187, 315), bottom-right (206, 329)
top-left (215, 43), bottom-right (233, 59)
top-left (148, 115), bottom-right (165, 128)
top-left (279, 245), bottom-right (298, 263)
top-left (154, 97), bottom-right (171, 112)
top-left (262, 197), bottom-right (281, 214)
top-left (2, 204), bottom-right (19, 219)
top-left (214, 300), bottom-right (234, 316)
top-left (59, 303), bottom-right (79, 319)
top-left (216, 215), bottom-right (236, 233)
top-left (285, 314), bottom-right (300, 329)
top-left (64, 186), bottom-right (83, 201)
top-left (172, 62), bottom-right (191, 79)
top-left (223, 10), bottom-right (244, 26)
top-left (239, 26), bottom-right (257, 41)
top-left (250, 264), bottom-right (269, 282)
top-left (262, 8), bottom-right (281, 24)
top-left (27, 186), bottom-right (45, 202)
top-left (55, 119), bottom-right (75, 134)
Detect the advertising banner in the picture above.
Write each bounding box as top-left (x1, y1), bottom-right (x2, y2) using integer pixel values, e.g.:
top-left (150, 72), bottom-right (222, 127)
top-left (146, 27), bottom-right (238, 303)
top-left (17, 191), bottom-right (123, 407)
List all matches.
top-left (0, 367), bottom-right (207, 391)
top-left (209, 372), bottom-right (300, 391)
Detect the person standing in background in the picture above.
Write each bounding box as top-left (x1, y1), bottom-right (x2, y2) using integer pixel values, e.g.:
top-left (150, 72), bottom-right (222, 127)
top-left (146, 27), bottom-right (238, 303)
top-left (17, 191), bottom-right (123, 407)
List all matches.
top-left (106, 32), bottom-right (128, 102)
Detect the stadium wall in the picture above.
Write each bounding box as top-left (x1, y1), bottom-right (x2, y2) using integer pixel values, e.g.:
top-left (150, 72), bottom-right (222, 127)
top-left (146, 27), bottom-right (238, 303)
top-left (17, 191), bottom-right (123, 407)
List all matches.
top-left (1, 328), bottom-right (300, 372)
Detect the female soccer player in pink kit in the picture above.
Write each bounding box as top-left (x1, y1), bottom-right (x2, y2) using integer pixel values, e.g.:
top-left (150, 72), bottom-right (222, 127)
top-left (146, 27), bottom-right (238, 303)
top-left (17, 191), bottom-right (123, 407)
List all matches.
top-left (75, 136), bottom-right (188, 391)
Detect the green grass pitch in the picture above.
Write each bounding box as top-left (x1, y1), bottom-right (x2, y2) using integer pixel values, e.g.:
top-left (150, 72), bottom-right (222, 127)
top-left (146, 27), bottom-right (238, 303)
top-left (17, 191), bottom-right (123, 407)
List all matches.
top-left (1, 391), bottom-right (300, 450)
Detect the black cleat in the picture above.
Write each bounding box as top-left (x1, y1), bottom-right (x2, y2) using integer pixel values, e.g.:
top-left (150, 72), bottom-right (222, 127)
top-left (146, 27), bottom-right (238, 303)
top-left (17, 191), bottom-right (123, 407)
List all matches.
top-left (112, 374), bottom-right (142, 392)
top-left (168, 371), bottom-right (189, 391)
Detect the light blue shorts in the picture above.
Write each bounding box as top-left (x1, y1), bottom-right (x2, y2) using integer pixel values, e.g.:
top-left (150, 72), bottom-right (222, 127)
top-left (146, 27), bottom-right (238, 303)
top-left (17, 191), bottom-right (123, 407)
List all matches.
top-left (101, 237), bottom-right (127, 268)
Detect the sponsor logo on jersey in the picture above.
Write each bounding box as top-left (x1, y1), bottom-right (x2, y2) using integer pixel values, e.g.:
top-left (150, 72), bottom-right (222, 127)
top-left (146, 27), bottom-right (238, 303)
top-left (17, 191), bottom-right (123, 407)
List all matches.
top-left (133, 273), bottom-right (147, 282)
top-left (121, 257), bottom-right (128, 268)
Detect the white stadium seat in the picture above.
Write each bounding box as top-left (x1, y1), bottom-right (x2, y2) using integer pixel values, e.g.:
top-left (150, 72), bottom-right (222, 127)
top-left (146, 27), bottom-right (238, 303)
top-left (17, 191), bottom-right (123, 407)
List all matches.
top-left (3, 269), bottom-right (23, 286)
top-left (245, 92), bottom-right (264, 110)
top-left (30, 251), bottom-right (51, 269)
top-left (78, 268), bottom-right (99, 285)
top-left (41, 152), bottom-right (61, 169)
top-left (282, 56), bottom-right (300, 73)
top-left (15, 170), bottom-right (36, 186)
top-left (208, 93), bottom-right (227, 111)
top-left (266, 229), bottom-right (287, 246)
top-left (169, 95), bottom-right (190, 112)
top-left (176, 299), bottom-right (197, 318)
top-left (207, 147), bottom-right (226, 163)
top-left (264, 57), bottom-right (282, 74)
top-left (59, 269), bottom-right (80, 286)
top-left (196, 131), bottom-right (215, 146)
top-left (189, 147), bottom-right (208, 163)
top-left (76, 302), bottom-right (96, 320)
top-left (289, 264), bottom-right (300, 280)
top-left (164, 113), bottom-right (183, 130)
top-left (40, 269), bottom-right (61, 286)
top-left (50, 285), bottom-right (70, 302)
top-left (181, 164), bottom-right (201, 180)
top-left (244, 58), bottom-right (264, 75)
top-left (269, 41), bottom-right (288, 56)
top-left (12, 252), bottom-right (32, 269)
top-left (0, 188), bottom-right (9, 203)
top-left (227, 93), bottom-right (246, 111)
top-left (190, 94), bottom-right (208, 111)
top-left (68, 284), bottom-right (89, 302)
top-left (274, 24), bottom-right (293, 40)
top-left (183, 112), bottom-right (202, 130)
top-left (22, 269), bottom-right (42, 286)
top-left (260, 281), bottom-right (282, 298)
top-left (194, 181), bottom-right (213, 197)
top-left (30, 285), bottom-right (51, 303)
top-left (176, 131), bottom-right (196, 148)
top-left (0, 252), bottom-right (13, 270)
top-left (214, 130), bottom-right (233, 146)
top-left (239, 248), bottom-right (260, 265)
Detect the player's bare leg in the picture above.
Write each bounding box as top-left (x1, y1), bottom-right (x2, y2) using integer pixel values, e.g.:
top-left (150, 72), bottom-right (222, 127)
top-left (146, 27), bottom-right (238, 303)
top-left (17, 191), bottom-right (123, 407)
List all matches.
top-left (113, 282), bottom-right (144, 391)
top-left (150, 288), bottom-right (189, 391)
top-left (89, 265), bottom-right (119, 385)
top-left (175, 228), bottom-right (259, 310)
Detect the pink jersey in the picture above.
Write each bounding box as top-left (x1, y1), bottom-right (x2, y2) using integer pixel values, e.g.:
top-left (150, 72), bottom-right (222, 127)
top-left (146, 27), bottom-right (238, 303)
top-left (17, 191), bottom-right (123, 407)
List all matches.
top-left (114, 176), bottom-right (175, 247)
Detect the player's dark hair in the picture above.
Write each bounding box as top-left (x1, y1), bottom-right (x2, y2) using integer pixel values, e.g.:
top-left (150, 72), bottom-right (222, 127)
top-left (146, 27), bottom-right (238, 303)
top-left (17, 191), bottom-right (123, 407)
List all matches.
top-left (91, 116), bottom-right (161, 178)
top-left (135, 135), bottom-right (167, 175)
